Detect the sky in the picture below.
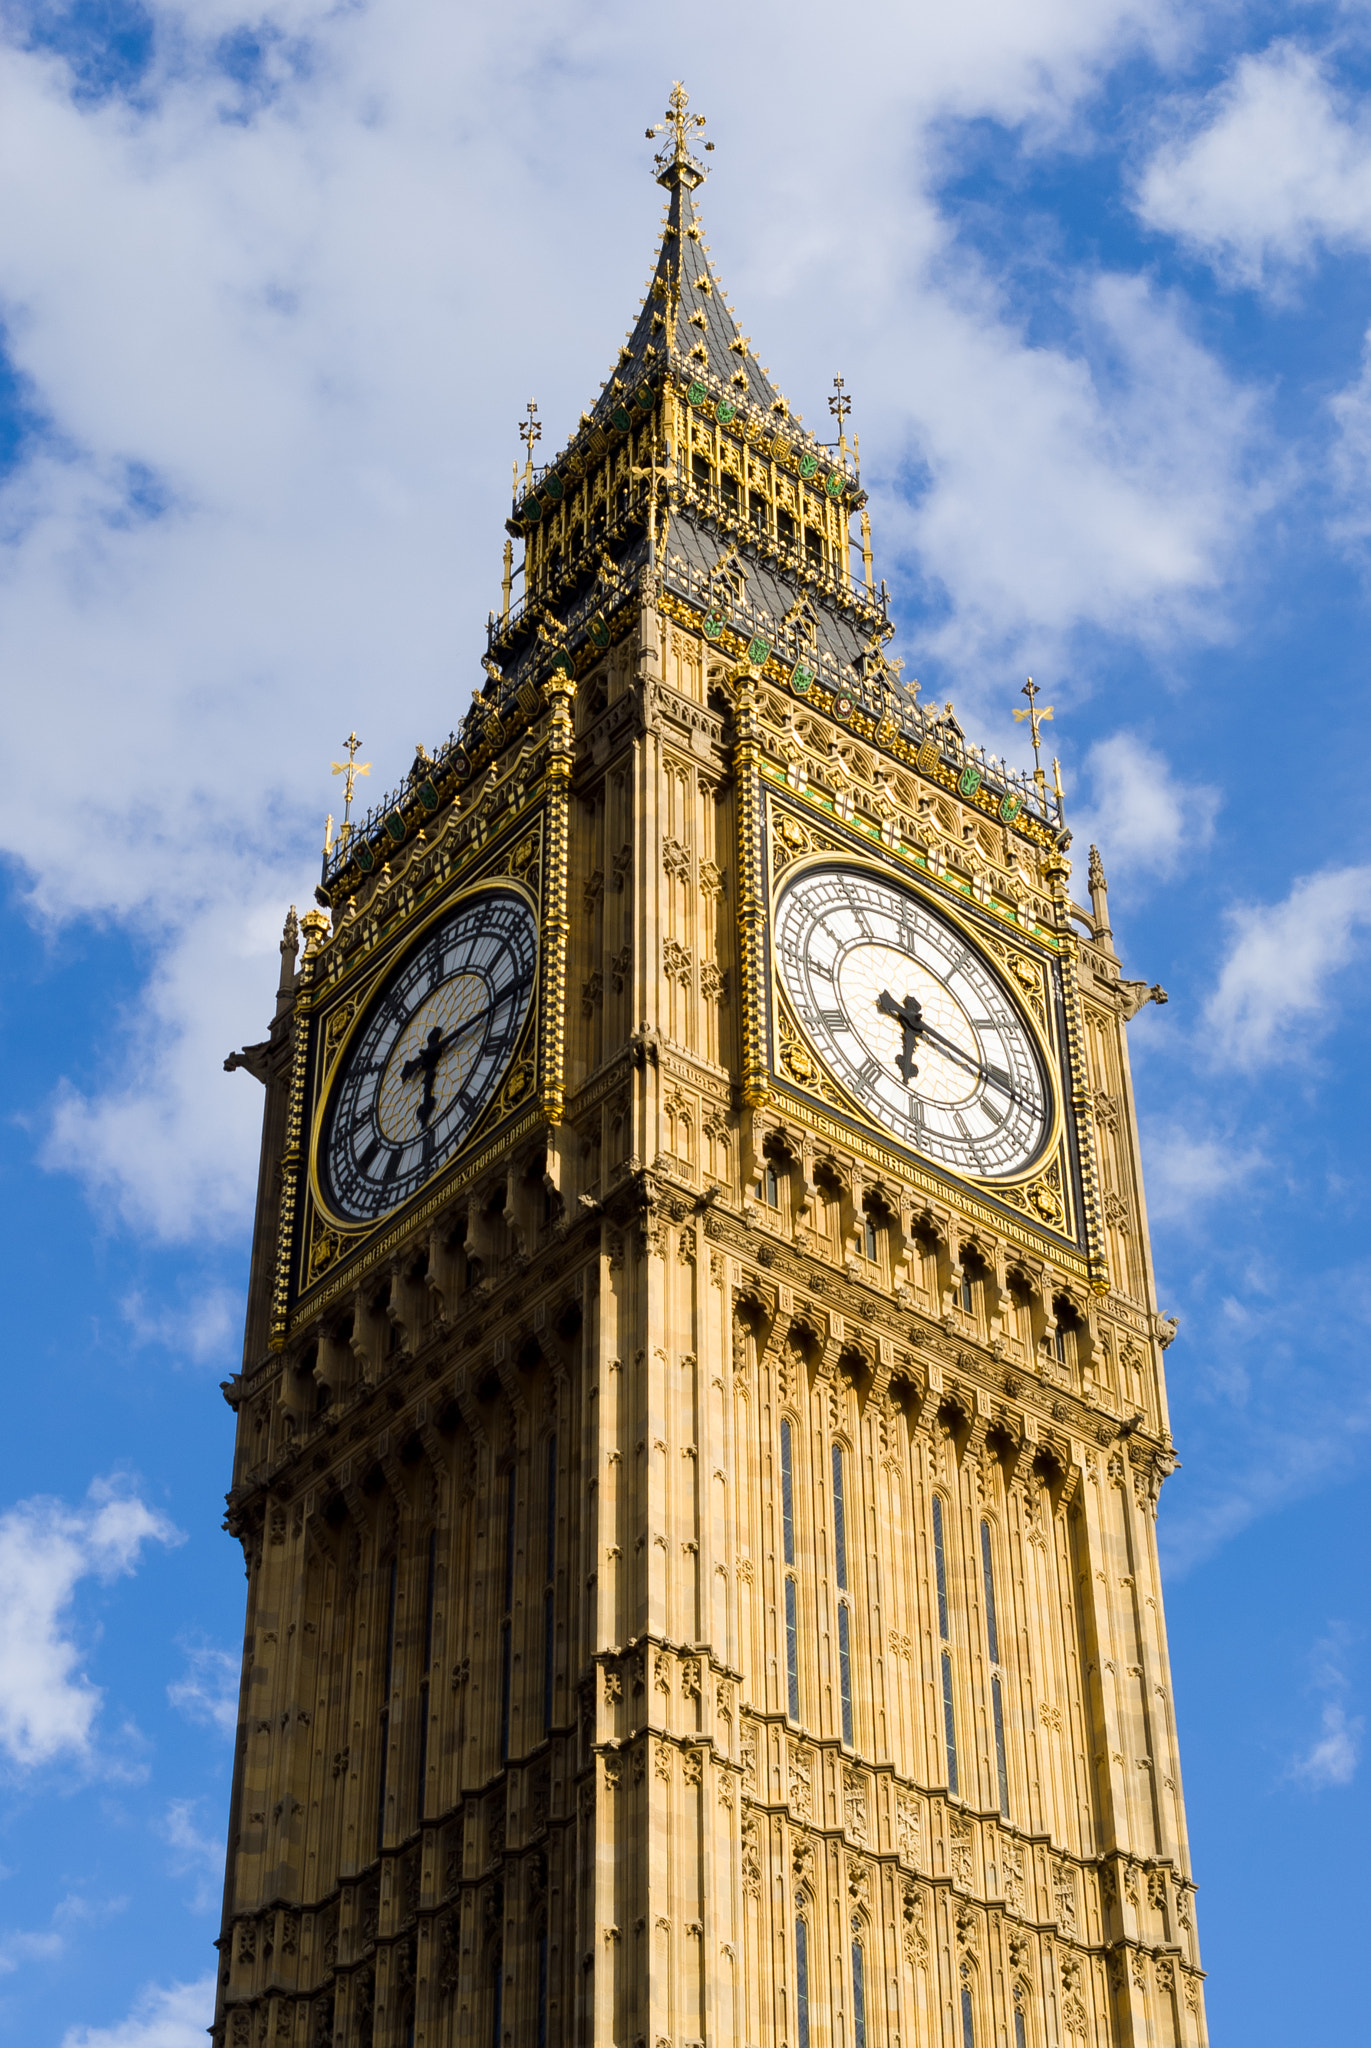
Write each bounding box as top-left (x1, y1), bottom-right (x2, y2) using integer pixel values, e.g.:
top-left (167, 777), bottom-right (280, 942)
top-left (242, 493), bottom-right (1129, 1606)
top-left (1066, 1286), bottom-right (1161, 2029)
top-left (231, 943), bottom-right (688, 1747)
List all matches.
top-left (0, 1), bottom-right (1368, 2041)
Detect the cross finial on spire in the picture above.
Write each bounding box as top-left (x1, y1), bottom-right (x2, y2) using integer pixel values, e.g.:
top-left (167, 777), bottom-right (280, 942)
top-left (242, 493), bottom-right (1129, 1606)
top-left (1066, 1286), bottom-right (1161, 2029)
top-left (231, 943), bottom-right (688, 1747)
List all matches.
top-left (646, 81), bottom-right (713, 187)
top-left (1011, 676), bottom-right (1054, 793)
top-left (828, 374), bottom-right (852, 455)
top-left (518, 399), bottom-right (541, 485)
top-left (330, 730), bottom-right (371, 826)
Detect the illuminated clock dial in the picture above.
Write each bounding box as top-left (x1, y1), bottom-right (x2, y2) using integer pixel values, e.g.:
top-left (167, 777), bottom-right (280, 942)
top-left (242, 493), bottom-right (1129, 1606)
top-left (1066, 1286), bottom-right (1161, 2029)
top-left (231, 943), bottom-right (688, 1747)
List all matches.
top-left (774, 865), bottom-right (1049, 1180)
top-left (318, 889), bottom-right (537, 1225)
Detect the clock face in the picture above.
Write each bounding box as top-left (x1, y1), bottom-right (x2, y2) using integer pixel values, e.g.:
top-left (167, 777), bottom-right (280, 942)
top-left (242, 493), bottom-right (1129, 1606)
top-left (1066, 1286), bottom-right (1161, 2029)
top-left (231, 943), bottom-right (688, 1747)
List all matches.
top-left (318, 889), bottom-right (537, 1225)
top-left (774, 865), bottom-right (1050, 1180)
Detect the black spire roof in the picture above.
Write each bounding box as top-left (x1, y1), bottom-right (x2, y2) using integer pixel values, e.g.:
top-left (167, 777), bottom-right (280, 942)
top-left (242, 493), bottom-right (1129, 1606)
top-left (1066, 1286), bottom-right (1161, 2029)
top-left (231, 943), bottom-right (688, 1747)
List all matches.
top-left (590, 89), bottom-right (787, 428)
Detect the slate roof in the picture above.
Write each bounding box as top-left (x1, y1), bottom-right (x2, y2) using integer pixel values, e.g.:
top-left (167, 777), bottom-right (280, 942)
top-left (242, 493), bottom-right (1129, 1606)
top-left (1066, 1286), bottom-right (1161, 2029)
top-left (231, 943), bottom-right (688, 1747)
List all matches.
top-left (587, 147), bottom-right (788, 431)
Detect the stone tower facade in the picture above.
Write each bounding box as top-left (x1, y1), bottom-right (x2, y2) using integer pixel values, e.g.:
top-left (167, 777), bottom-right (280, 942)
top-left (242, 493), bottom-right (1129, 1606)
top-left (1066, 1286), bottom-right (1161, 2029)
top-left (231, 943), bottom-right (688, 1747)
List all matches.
top-left (217, 86), bottom-right (1206, 2048)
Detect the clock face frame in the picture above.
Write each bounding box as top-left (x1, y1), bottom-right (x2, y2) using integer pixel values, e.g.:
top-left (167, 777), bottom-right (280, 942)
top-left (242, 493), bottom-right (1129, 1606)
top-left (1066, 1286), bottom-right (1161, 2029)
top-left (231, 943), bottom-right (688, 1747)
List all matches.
top-left (773, 862), bottom-right (1054, 1183)
top-left (313, 885), bottom-right (538, 1228)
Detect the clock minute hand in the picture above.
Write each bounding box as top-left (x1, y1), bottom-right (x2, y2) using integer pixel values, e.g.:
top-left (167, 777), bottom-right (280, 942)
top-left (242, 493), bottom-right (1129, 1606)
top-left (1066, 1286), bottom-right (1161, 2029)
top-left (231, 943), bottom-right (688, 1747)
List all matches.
top-left (913, 1016), bottom-right (1023, 1106)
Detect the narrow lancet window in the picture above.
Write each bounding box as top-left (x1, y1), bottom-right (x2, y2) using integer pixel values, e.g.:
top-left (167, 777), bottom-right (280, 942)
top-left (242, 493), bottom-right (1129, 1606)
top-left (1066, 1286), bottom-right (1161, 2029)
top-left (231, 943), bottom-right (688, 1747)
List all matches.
top-left (544, 1434), bottom-right (558, 1733)
top-left (851, 1932), bottom-right (868, 2048)
top-left (795, 1917), bottom-right (811, 2048)
top-left (782, 1419), bottom-right (800, 1719)
top-left (377, 1554), bottom-right (398, 1857)
top-left (982, 1520), bottom-right (1009, 1816)
top-left (499, 1466), bottom-right (517, 1764)
top-left (833, 1444), bottom-right (853, 1744)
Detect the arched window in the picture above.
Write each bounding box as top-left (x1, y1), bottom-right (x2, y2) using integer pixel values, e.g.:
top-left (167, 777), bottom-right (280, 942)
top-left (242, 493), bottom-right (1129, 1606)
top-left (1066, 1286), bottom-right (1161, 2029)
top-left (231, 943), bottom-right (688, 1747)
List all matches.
top-left (932, 1495), bottom-right (959, 1795)
top-left (981, 1520), bottom-right (1010, 1819)
top-left (781, 1419), bottom-right (800, 1722)
top-left (417, 1530), bottom-right (437, 1822)
top-left (960, 1974), bottom-right (976, 2048)
top-left (851, 1920), bottom-right (868, 2048)
top-left (833, 1444), bottom-right (853, 1745)
top-left (377, 1554), bottom-right (398, 1856)
top-left (544, 1434), bottom-right (558, 1734)
top-left (794, 1916), bottom-right (811, 2048)
top-left (499, 1467), bottom-right (517, 1764)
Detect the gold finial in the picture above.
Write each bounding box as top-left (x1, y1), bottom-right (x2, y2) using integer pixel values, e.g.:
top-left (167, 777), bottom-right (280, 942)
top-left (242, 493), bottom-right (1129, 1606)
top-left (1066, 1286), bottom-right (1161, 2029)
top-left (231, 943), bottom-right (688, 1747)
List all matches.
top-left (518, 400), bottom-right (541, 487)
top-left (647, 82), bottom-right (713, 187)
top-left (330, 730), bottom-right (371, 826)
top-left (1011, 677), bottom-right (1054, 795)
top-left (501, 535), bottom-right (513, 623)
top-left (828, 375), bottom-right (852, 456)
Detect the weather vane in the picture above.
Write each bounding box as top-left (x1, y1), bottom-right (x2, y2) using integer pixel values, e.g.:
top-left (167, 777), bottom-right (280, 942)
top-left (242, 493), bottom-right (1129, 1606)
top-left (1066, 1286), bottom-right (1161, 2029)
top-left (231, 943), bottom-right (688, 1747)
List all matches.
top-left (646, 81), bottom-right (712, 174)
top-left (829, 374), bottom-right (852, 455)
top-left (1012, 677), bottom-right (1053, 794)
top-left (330, 729), bottom-right (371, 831)
top-left (518, 400), bottom-right (541, 486)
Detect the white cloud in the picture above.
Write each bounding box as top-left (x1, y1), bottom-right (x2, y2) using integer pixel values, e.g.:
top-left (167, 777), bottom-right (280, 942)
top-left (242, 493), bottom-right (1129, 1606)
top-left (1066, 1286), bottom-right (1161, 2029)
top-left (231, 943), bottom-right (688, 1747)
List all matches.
top-left (1293, 1702), bottom-right (1362, 1789)
top-left (0, 1480), bottom-right (180, 1769)
top-left (1138, 42), bottom-right (1371, 287)
top-left (0, 0), bottom-right (1266, 1238)
top-left (121, 1285), bottom-right (239, 1366)
top-left (1141, 1123), bottom-right (1266, 1224)
top-left (167, 1642), bottom-right (239, 1738)
top-left (59, 1974), bottom-right (216, 2048)
top-left (1203, 865), bottom-right (1371, 1068)
top-left (1069, 730), bottom-right (1220, 885)
top-left (159, 1800), bottom-right (225, 1914)
top-left (1290, 1625), bottom-right (1362, 1789)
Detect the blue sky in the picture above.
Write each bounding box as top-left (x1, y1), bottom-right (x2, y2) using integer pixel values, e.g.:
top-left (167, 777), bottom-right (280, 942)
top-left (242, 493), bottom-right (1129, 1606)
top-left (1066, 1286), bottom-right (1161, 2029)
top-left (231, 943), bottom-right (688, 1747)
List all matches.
top-left (0, 3), bottom-right (1368, 2042)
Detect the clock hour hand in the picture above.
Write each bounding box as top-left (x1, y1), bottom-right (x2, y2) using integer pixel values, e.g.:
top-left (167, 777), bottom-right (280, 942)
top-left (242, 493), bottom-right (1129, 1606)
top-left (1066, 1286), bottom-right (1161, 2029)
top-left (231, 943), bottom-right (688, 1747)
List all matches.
top-left (400, 1011), bottom-right (486, 1128)
top-left (876, 989), bottom-right (923, 1083)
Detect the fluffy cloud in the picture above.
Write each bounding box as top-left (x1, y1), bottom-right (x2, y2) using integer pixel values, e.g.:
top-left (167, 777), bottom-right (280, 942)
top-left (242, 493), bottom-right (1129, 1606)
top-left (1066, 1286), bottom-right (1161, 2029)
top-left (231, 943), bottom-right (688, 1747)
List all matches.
top-left (167, 1641), bottom-right (239, 1738)
top-left (1203, 865), bottom-right (1371, 1068)
top-left (59, 1974), bottom-right (216, 2048)
top-left (1290, 1626), bottom-right (1363, 1790)
top-left (160, 1800), bottom-right (226, 1913)
top-left (1140, 1123), bottom-right (1266, 1224)
top-left (0, 1481), bottom-right (180, 1769)
top-left (1068, 730), bottom-right (1219, 886)
top-left (1138, 42), bottom-right (1371, 286)
top-left (0, 0), bottom-right (1268, 1238)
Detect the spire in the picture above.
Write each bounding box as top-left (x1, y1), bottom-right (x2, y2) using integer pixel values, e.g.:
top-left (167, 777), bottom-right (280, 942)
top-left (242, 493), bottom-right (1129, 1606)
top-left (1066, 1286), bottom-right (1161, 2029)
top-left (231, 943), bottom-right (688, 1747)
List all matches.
top-left (588, 84), bottom-right (790, 431)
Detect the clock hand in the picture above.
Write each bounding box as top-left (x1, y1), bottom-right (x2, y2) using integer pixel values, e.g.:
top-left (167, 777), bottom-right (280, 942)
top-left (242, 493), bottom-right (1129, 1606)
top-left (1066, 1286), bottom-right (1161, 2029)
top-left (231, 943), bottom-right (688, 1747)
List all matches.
top-left (876, 990), bottom-right (1024, 1107)
top-left (400, 1011), bottom-right (488, 1128)
top-left (876, 989), bottom-right (923, 1083)
top-left (910, 1017), bottom-right (1025, 1107)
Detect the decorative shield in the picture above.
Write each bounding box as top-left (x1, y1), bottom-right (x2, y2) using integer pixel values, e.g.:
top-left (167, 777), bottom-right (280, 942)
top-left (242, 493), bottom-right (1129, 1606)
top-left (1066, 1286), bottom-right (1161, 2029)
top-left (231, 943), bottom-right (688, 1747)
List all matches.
top-left (746, 634), bottom-right (771, 666)
top-left (999, 793), bottom-right (1021, 823)
top-left (799, 453), bottom-right (818, 479)
top-left (544, 473), bottom-right (564, 500)
top-left (385, 811), bottom-right (406, 842)
top-left (355, 843), bottom-right (375, 873)
top-left (589, 615), bottom-right (611, 648)
top-left (522, 497), bottom-right (541, 522)
top-left (611, 405), bottom-right (632, 432)
top-left (418, 782), bottom-right (439, 811)
top-left (958, 766), bottom-right (982, 798)
top-left (687, 380), bottom-right (708, 406)
top-left (703, 610), bottom-right (724, 640)
top-left (833, 692), bottom-right (854, 720)
top-left (715, 398), bottom-right (737, 424)
top-left (824, 472), bottom-right (844, 499)
top-left (790, 662), bottom-right (814, 695)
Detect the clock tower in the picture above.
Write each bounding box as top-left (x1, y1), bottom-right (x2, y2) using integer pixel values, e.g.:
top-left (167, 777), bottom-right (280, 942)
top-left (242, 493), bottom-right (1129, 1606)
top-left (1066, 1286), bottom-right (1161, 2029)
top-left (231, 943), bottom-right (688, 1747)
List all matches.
top-left (217, 85), bottom-right (1207, 2048)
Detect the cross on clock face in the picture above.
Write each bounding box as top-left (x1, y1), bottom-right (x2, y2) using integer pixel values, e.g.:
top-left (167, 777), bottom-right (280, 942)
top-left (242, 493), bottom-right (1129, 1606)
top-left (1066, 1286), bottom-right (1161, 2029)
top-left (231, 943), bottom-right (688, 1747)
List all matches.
top-left (774, 865), bottom-right (1050, 1180)
top-left (318, 889), bottom-right (537, 1225)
